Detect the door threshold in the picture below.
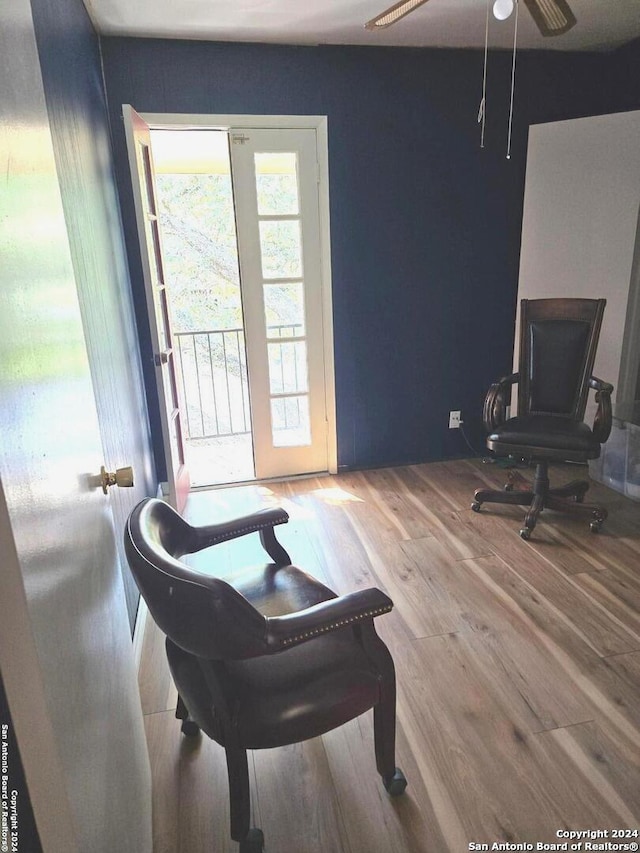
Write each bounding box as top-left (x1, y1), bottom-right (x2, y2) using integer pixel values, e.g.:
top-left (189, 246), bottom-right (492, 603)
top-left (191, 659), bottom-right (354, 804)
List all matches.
top-left (189, 470), bottom-right (330, 493)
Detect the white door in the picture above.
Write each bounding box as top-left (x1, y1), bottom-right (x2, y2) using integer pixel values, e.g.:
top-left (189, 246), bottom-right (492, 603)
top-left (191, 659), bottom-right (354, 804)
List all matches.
top-left (230, 128), bottom-right (329, 479)
top-left (127, 116), bottom-right (335, 485)
top-left (124, 106), bottom-right (190, 510)
top-left (0, 9), bottom-right (151, 851)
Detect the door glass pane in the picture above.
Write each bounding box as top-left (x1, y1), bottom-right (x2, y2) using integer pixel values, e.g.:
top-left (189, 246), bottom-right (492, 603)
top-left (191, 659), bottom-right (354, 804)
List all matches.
top-left (271, 396), bottom-right (311, 446)
top-left (259, 220), bottom-right (302, 279)
top-left (255, 153), bottom-right (299, 215)
top-left (268, 341), bottom-right (308, 395)
top-left (264, 283), bottom-right (305, 338)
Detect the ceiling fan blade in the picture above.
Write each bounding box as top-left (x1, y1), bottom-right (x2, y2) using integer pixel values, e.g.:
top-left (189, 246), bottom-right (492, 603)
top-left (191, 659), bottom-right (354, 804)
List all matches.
top-left (365, 0), bottom-right (432, 30)
top-left (523, 0), bottom-right (577, 37)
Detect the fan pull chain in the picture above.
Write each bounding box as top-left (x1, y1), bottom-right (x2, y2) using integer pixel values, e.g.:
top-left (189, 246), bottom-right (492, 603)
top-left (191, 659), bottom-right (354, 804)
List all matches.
top-left (478, 0), bottom-right (491, 148)
top-left (506, 0), bottom-right (519, 159)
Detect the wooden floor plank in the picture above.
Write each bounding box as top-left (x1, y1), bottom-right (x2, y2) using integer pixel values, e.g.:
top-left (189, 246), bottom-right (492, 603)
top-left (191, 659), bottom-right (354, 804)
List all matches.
top-left (252, 739), bottom-right (353, 853)
top-left (460, 510), bottom-right (640, 656)
top-left (572, 566), bottom-right (640, 639)
top-left (537, 721), bottom-right (640, 828)
top-left (321, 714), bottom-right (450, 853)
top-left (137, 460), bottom-right (640, 852)
top-left (395, 633), bottom-right (608, 846)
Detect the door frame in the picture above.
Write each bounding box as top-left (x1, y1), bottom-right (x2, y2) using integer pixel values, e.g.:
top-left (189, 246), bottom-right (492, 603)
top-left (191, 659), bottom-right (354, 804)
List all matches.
top-left (139, 112), bottom-right (337, 476)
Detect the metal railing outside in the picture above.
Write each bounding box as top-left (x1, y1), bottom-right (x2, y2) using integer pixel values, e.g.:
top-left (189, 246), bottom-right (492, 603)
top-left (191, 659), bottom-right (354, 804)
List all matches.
top-left (174, 324), bottom-right (304, 441)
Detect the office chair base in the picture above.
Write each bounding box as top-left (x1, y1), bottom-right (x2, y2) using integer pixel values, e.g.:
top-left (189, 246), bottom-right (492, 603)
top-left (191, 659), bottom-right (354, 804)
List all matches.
top-left (472, 463), bottom-right (607, 539)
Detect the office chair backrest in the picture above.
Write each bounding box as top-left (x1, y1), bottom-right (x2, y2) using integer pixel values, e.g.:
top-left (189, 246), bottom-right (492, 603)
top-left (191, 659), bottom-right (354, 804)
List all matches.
top-left (124, 498), bottom-right (267, 660)
top-left (518, 298), bottom-right (606, 421)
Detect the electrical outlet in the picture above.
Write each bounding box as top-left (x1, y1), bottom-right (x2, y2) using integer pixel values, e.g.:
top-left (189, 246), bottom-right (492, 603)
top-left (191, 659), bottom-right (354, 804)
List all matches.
top-left (449, 410), bottom-right (462, 429)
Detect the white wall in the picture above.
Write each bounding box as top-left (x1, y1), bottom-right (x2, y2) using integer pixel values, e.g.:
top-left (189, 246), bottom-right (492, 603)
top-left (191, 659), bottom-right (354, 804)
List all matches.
top-left (516, 109), bottom-right (640, 421)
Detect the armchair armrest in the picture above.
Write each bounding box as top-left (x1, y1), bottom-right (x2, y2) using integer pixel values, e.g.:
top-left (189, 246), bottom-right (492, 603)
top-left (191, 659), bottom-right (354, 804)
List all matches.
top-left (193, 507), bottom-right (291, 566)
top-left (264, 587), bottom-right (393, 652)
top-left (483, 372), bottom-right (519, 433)
top-left (589, 376), bottom-right (614, 444)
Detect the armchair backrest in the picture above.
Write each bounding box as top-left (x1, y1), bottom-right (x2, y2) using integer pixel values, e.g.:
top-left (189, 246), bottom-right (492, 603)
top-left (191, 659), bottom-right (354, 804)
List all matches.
top-left (517, 298), bottom-right (605, 421)
top-left (124, 498), bottom-right (268, 660)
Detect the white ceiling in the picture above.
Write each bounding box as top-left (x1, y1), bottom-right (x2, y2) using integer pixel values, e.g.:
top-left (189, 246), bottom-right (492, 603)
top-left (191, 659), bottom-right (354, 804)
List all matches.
top-left (85, 0), bottom-right (640, 53)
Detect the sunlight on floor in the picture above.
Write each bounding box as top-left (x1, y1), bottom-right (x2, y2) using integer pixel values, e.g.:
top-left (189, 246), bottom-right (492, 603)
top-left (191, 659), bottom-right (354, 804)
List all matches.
top-left (186, 434), bottom-right (255, 487)
top-left (311, 486), bottom-right (364, 504)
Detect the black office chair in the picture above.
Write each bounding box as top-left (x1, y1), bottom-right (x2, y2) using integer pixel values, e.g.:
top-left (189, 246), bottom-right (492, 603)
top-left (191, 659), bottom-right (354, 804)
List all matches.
top-left (472, 298), bottom-right (613, 540)
top-left (125, 497), bottom-right (406, 852)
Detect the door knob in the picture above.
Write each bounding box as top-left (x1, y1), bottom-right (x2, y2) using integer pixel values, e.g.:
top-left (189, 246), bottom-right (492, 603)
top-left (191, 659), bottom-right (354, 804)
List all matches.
top-left (100, 465), bottom-right (134, 494)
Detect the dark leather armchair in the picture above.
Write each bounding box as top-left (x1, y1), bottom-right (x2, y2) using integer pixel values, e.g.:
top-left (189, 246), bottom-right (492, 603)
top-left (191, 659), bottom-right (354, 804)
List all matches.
top-left (472, 298), bottom-right (613, 540)
top-left (125, 497), bottom-right (406, 852)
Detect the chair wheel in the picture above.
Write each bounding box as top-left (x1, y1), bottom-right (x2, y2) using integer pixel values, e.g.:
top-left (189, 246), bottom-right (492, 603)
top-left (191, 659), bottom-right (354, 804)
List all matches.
top-left (519, 527), bottom-right (531, 541)
top-left (504, 483), bottom-right (514, 492)
top-left (383, 768), bottom-right (407, 797)
top-left (471, 501), bottom-right (482, 513)
top-left (239, 828), bottom-right (264, 852)
top-left (180, 719), bottom-right (201, 737)
top-left (589, 521), bottom-right (601, 533)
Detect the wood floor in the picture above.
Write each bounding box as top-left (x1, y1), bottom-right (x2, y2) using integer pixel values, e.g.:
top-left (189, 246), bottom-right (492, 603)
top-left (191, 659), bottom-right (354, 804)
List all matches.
top-left (138, 458), bottom-right (640, 852)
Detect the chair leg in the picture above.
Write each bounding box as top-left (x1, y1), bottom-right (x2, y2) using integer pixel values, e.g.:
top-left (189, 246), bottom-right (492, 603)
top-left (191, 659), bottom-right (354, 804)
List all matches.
top-left (374, 698), bottom-right (407, 796)
top-left (176, 694), bottom-right (189, 720)
top-left (473, 487), bottom-right (535, 508)
top-left (548, 478), bottom-right (590, 501)
top-left (545, 494), bottom-right (608, 531)
top-left (225, 746), bottom-right (252, 843)
top-left (175, 694), bottom-right (201, 737)
top-left (361, 623), bottom-right (408, 797)
top-left (520, 494), bottom-right (544, 540)
top-left (373, 690), bottom-right (396, 781)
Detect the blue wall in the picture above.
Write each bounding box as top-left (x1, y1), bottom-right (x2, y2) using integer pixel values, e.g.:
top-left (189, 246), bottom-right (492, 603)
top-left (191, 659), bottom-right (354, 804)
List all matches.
top-left (101, 37), bottom-right (614, 473)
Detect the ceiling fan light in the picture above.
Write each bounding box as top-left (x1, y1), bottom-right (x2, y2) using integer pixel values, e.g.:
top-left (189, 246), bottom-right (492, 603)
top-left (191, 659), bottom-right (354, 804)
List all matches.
top-left (365, 0), bottom-right (429, 30)
top-left (493, 0), bottom-right (515, 21)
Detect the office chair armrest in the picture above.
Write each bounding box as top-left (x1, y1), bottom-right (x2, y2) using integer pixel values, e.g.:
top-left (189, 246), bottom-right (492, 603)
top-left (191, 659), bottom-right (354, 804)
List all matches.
top-left (264, 587), bottom-right (393, 652)
top-left (589, 376), bottom-right (614, 444)
top-left (483, 372), bottom-right (519, 433)
top-left (193, 507), bottom-right (292, 566)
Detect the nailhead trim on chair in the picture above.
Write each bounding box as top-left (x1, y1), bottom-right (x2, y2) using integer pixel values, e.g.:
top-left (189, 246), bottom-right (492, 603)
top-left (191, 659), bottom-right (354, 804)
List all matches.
top-left (208, 518), bottom-right (287, 544)
top-left (280, 605), bottom-right (393, 646)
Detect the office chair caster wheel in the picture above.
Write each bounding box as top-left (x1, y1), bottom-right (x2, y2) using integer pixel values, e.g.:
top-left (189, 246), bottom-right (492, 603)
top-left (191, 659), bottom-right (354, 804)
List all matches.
top-left (239, 828), bottom-right (264, 852)
top-left (180, 719), bottom-right (201, 737)
top-left (519, 527), bottom-right (531, 541)
top-left (504, 483), bottom-right (514, 492)
top-left (589, 520), bottom-right (601, 533)
top-left (471, 501), bottom-right (481, 513)
top-left (383, 768), bottom-right (407, 797)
